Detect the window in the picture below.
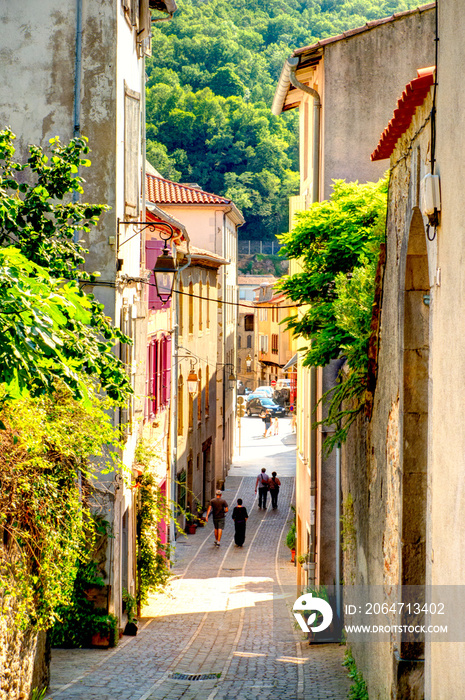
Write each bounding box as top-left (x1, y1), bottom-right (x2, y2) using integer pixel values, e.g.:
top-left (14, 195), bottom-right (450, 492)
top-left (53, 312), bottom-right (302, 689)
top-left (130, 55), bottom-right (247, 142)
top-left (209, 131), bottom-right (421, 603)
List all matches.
top-left (247, 335), bottom-right (252, 349)
top-left (188, 282), bottom-right (194, 334)
top-left (206, 279), bottom-right (210, 329)
top-left (205, 364), bottom-right (210, 416)
top-left (146, 240), bottom-right (168, 311)
top-left (272, 334), bottom-right (279, 354)
top-left (146, 334), bottom-right (171, 417)
top-left (238, 358), bottom-right (241, 372)
top-left (259, 308), bottom-right (268, 322)
top-left (244, 315), bottom-right (254, 331)
top-left (188, 394), bottom-right (193, 429)
top-left (177, 375), bottom-right (184, 435)
top-left (124, 84), bottom-right (141, 217)
top-left (260, 335), bottom-right (268, 352)
top-left (238, 335), bottom-right (242, 349)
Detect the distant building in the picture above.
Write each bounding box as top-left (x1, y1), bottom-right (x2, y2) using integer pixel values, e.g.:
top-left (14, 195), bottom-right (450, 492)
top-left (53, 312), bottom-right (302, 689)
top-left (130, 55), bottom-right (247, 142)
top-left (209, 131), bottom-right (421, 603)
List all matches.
top-left (237, 275), bottom-right (276, 390)
top-left (145, 173), bottom-right (244, 488)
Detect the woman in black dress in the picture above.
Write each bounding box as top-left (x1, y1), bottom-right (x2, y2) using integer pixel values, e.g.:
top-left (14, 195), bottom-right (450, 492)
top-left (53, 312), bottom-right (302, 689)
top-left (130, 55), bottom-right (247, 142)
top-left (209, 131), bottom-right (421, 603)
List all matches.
top-left (232, 499), bottom-right (248, 547)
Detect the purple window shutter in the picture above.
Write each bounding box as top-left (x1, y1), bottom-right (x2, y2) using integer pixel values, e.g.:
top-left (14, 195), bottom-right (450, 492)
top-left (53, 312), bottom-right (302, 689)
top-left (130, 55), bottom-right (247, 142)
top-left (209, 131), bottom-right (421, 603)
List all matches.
top-left (146, 240), bottom-right (171, 311)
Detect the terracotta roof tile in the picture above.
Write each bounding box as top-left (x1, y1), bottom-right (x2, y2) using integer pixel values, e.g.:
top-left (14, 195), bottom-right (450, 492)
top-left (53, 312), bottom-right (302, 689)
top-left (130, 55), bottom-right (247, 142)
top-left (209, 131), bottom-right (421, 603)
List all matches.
top-left (146, 173), bottom-right (231, 206)
top-left (371, 66), bottom-right (435, 161)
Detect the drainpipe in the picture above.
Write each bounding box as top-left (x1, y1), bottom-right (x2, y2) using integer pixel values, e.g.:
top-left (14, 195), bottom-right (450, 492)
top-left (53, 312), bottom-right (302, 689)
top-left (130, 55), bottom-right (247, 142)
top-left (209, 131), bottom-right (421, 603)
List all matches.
top-left (287, 56), bottom-right (321, 205)
top-left (72, 0), bottom-right (83, 243)
top-left (335, 442), bottom-right (341, 619)
top-left (170, 247), bottom-right (191, 551)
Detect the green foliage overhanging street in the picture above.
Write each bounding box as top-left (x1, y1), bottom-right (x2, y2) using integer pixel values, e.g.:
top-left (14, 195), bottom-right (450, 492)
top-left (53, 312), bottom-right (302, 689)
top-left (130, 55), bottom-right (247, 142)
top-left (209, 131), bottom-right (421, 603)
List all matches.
top-left (0, 130), bottom-right (130, 631)
top-left (146, 0), bottom-right (420, 240)
top-left (277, 177), bottom-right (388, 450)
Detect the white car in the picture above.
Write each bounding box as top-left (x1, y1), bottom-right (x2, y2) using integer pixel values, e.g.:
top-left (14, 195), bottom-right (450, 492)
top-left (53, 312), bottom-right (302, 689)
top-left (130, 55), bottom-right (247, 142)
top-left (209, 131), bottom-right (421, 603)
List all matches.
top-left (253, 386), bottom-right (274, 397)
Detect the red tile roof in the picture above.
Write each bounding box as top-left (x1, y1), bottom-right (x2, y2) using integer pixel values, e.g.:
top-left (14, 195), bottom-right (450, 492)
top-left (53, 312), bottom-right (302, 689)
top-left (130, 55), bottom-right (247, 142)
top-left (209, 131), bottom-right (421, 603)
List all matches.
top-left (371, 66), bottom-right (435, 161)
top-left (146, 173), bottom-right (231, 206)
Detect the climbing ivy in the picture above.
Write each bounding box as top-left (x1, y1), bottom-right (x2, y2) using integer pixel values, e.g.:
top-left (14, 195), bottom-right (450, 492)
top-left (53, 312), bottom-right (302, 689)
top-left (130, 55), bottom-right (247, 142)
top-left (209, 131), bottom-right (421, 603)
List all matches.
top-left (278, 177), bottom-right (387, 451)
top-left (0, 384), bottom-right (122, 631)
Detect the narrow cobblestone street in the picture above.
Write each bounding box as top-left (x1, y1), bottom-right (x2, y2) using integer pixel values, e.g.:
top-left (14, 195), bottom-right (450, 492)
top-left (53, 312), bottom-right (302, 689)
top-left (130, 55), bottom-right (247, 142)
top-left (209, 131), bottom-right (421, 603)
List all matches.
top-left (47, 417), bottom-right (351, 700)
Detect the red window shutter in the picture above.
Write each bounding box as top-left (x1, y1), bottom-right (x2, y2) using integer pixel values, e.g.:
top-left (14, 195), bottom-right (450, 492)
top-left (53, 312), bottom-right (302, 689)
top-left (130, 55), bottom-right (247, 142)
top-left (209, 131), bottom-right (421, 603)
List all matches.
top-left (162, 334), bottom-right (172, 406)
top-left (146, 240), bottom-right (170, 311)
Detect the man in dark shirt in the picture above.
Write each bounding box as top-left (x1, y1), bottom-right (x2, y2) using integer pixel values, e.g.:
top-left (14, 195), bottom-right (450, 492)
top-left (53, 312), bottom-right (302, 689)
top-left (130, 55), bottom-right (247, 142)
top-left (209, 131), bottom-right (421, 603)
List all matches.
top-left (206, 490), bottom-right (229, 546)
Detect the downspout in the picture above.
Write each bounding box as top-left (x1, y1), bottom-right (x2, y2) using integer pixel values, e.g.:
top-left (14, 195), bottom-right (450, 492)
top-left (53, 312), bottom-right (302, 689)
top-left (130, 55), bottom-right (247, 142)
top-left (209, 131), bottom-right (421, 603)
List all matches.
top-left (72, 0), bottom-right (83, 243)
top-left (170, 246), bottom-right (191, 551)
top-left (141, 58), bottom-right (147, 271)
top-left (287, 56), bottom-right (321, 205)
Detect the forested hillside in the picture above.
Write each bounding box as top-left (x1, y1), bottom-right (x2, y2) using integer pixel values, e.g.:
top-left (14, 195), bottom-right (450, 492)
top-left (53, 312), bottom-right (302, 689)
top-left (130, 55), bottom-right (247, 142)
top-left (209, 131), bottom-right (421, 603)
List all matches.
top-left (146, 0), bottom-right (420, 239)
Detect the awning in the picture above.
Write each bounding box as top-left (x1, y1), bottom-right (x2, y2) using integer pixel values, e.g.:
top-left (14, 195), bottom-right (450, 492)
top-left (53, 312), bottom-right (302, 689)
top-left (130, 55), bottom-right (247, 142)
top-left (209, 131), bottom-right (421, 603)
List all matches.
top-left (283, 353), bottom-right (298, 371)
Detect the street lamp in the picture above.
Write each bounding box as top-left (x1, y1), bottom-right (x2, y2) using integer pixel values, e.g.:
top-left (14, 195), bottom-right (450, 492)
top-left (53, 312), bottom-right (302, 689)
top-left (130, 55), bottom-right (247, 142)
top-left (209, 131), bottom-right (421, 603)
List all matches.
top-left (228, 370), bottom-right (236, 390)
top-left (246, 353), bottom-right (252, 371)
top-left (153, 245), bottom-right (178, 304)
top-left (187, 365), bottom-right (199, 395)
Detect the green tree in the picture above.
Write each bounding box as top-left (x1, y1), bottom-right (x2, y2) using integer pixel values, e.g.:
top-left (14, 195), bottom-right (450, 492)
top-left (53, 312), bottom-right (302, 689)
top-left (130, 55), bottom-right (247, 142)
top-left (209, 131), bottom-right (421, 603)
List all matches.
top-left (0, 128), bottom-right (131, 402)
top-left (277, 177), bottom-right (387, 449)
top-left (145, 0), bottom-right (420, 239)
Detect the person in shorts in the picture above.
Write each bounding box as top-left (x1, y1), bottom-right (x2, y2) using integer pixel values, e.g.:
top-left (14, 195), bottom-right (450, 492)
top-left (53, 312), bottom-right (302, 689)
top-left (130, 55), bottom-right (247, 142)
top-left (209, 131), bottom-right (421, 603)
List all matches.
top-left (206, 490), bottom-right (229, 546)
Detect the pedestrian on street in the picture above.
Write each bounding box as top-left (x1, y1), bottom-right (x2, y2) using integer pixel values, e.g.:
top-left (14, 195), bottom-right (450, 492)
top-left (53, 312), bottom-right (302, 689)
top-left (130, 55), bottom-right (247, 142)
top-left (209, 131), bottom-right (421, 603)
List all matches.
top-left (232, 498), bottom-right (248, 547)
top-left (269, 471), bottom-right (281, 509)
top-left (273, 416), bottom-right (279, 435)
top-left (206, 489), bottom-right (228, 546)
top-left (255, 467), bottom-right (270, 509)
top-left (262, 409), bottom-right (272, 437)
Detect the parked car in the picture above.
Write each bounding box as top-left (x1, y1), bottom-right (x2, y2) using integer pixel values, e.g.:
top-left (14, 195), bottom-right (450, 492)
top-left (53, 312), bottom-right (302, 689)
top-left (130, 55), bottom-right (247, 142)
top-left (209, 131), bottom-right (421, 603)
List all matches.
top-left (253, 386), bottom-right (274, 398)
top-left (246, 397), bottom-right (287, 417)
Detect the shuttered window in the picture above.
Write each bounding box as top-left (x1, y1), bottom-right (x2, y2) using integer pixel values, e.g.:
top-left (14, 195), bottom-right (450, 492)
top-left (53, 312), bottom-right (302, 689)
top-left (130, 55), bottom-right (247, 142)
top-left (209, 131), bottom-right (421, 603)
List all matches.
top-left (124, 84), bottom-right (141, 217)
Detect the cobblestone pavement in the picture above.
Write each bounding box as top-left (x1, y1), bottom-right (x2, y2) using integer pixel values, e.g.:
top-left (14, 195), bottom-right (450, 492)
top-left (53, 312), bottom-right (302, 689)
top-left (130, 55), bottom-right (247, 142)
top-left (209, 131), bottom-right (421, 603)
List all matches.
top-left (47, 417), bottom-right (351, 700)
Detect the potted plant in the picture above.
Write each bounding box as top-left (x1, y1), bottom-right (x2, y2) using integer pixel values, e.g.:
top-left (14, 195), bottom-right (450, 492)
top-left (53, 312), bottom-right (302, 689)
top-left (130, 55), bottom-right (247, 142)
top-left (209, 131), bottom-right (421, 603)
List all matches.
top-left (122, 588), bottom-right (138, 636)
top-left (90, 612), bottom-right (119, 648)
top-left (185, 510), bottom-right (197, 534)
top-left (297, 552), bottom-right (311, 570)
top-left (286, 522), bottom-right (296, 562)
top-left (195, 502), bottom-right (206, 527)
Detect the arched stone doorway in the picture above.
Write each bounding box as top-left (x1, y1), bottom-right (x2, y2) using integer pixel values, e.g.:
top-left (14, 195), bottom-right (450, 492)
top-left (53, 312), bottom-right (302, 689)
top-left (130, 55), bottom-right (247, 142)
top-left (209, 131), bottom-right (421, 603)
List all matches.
top-left (398, 206), bottom-right (430, 696)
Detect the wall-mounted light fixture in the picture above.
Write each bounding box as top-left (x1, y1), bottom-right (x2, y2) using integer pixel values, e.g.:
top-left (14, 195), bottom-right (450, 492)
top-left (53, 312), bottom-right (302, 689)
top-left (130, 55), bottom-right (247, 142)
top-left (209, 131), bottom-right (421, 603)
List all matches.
top-left (117, 219), bottom-right (179, 303)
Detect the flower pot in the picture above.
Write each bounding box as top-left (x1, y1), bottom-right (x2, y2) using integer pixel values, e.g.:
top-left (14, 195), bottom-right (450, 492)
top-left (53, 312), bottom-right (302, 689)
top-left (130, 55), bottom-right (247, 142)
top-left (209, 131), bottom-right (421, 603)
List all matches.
top-left (187, 523), bottom-right (197, 534)
top-left (291, 548), bottom-right (296, 563)
top-left (302, 562), bottom-right (309, 571)
top-left (91, 632), bottom-right (110, 648)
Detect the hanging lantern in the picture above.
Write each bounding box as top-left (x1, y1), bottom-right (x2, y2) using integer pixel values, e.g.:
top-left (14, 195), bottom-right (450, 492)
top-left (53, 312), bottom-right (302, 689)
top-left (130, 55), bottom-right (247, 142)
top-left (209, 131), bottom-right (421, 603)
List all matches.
top-left (153, 246), bottom-right (178, 303)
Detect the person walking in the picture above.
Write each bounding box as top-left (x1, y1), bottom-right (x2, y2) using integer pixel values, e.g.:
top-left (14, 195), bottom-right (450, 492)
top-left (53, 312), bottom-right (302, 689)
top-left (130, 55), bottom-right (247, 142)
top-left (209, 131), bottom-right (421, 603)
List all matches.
top-left (269, 471), bottom-right (281, 509)
top-left (273, 416), bottom-right (279, 435)
top-left (262, 409), bottom-right (272, 437)
top-left (231, 498), bottom-right (248, 547)
top-left (255, 467), bottom-right (270, 509)
top-left (206, 489), bottom-right (229, 546)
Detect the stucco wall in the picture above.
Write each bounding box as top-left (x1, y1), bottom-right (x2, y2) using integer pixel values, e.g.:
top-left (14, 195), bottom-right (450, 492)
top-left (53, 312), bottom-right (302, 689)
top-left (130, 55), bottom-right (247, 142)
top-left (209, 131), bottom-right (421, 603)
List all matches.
top-left (426, 2), bottom-right (465, 696)
top-left (322, 5), bottom-right (435, 199)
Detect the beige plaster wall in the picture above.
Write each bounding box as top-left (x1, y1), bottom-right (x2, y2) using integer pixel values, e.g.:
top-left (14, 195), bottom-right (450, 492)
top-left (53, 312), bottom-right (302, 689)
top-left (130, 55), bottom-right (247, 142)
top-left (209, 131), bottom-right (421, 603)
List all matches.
top-left (322, 5), bottom-right (435, 199)
top-left (426, 2), bottom-right (465, 696)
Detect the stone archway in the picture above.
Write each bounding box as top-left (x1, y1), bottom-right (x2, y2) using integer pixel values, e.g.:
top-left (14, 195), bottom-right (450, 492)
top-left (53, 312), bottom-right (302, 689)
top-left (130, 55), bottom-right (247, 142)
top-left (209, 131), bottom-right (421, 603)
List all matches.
top-left (398, 207), bottom-right (430, 696)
